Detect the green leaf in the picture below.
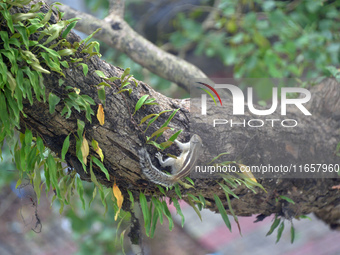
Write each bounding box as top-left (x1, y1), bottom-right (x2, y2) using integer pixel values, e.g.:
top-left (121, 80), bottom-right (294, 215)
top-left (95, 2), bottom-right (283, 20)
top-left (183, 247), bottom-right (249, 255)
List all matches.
top-left (77, 119), bottom-right (85, 139)
top-left (290, 224), bottom-right (295, 243)
top-left (77, 63), bottom-right (88, 77)
top-left (0, 31), bottom-right (9, 50)
top-left (139, 114), bottom-right (158, 126)
top-left (187, 193), bottom-right (201, 203)
top-left (41, 20), bottom-right (69, 45)
top-left (145, 140), bottom-right (163, 150)
top-left (144, 116), bottom-right (158, 132)
top-left (12, 13), bottom-right (37, 23)
top-left (174, 183), bottom-right (182, 199)
top-left (61, 105), bottom-right (71, 118)
top-left (120, 230), bottom-right (127, 255)
top-left (116, 88), bottom-right (132, 95)
top-left (185, 176), bottom-right (195, 186)
top-left (61, 135), bottom-right (70, 161)
top-left (214, 194), bottom-right (231, 231)
top-left (30, 62), bottom-right (50, 74)
top-left (37, 44), bottom-right (61, 59)
top-left (134, 95), bottom-right (149, 115)
top-left (33, 167), bottom-right (41, 204)
top-left (127, 190), bottom-right (134, 209)
top-left (157, 185), bottom-right (167, 196)
top-left (79, 28), bottom-right (101, 47)
top-left (276, 221), bottom-right (285, 243)
top-left (139, 192), bottom-right (151, 236)
top-left (121, 68), bottom-right (131, 81)
top-left (146, 201), bottom-right (153, 236)
top-left (65, 98), bottom-right (80, 113)
top-left (62, 20), bottom-right (78, 38)
top-left (161, 200), bottom-right (174, 231)
top-left (160, 108), bottom-right (180, 130)
top-left (149, 127), bottom-right (170, 140)
top-left (6, 71), bottom-right (16, 96)
top-left (15, 26), bottom-right (29, 49)
top-left (218, 182), bottom-right (239, 199)
top-left (89, 186), bottom-right (97, 208)
top-left (36, 136), bottom-right (44, 156)
top-left (266, 216), bottom-right (281, 236)
top-left (106, 76), bottom-right (120, 82)
top-left (172, 198), bottom-right (185, 227)
top-left (144, 98), bottom-right (158, 106)
top-left (44, 162), bottom-right (50, 194)
top-left (58, 79), bottom-right (65, 87)
top-left (92, 156), bottom-right (110, 180)
top-left (76, 177), bottom-right (86, 210)
top-left (89, 159), bottom-right (101, 189)
top-left (98, 87), bottom-right (106, 106)
top-left (222, 177), bottom-right (238, 189)
top-left (47, 153), bottom-right (60, 198)
top-left (26, 145), bottom-right (38, 173)
top-left (225, 191), bottom-right (241, 235)
top-left (279, 195), bottom-right (295, 204)
top-left (198, 194), bottom-right (206, 208)
top-left (24, 129), bottom-right (33, 157)
top-left (1, 8), bottom-right (14, 33)
top-left (60, 60), bottom-right (69, 68)
top-left (187, 196), bottom-right (202, 221)
top-left (152, 197), bottom-right (164, 225)
top-left (95, 70), bottom-right (107, 79)
top-left (5, 89), bottom-right (19, 126)
top-left (29, 2), bottom-right (43, 13)
top-left (299, 215), bottom-right (312, 221)
top-left (169, 130), bottom-right (182, 142)
top-left (57, 48), bottom-right (76, 56)
top-left (208, 152), bottom-right (230, 164)
top-left (48, 92), bottom-right (60, 114)
top-left (150, 207), bottom-right (159, 238)
top-left (41, 8), bottom-right (53, 25)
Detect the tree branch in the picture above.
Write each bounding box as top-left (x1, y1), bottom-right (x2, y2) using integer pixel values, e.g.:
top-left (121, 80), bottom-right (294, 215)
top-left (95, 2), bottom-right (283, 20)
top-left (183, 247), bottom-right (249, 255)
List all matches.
top-left (9, 1), bottom-right (340, 229)
top-left (107, 0), bottom-right (125, 19)
top-left (46, 0), bottom-right (208, 91)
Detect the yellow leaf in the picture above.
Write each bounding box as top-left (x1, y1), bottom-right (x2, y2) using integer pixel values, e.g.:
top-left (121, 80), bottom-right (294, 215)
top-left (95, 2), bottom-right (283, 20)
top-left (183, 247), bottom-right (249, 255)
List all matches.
top-left (237, 164), bottom-right (257, 183)
top-left (81, 135), bottom-right (89, 165)
top-left (92, 139), bottom-right (104, 162)
top-left (97, 104), bottom-right (105, 125)
top-left (113, 178), bottom-right (124, 221)
top-left (74, 87), bottom-right (80, 94)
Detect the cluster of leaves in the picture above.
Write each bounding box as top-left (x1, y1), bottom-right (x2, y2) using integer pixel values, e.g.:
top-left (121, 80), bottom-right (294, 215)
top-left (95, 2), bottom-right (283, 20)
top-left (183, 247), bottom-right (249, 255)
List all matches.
top-left (0, 0), bottom-right (110, 216)
top-left (172, 0), bottom-right (340, 79)
top-left (93, 66), bottom-right (182, 151)
top-left (94, 67), bottom-right (137, 101)
top-left (266, 212), bottom-right (311, 244)
top-left (138, 184), bottom-right (206, 238)
top-left (0, 0), bottom-right (100, 136)
top-left (140, 108), bottom-right (182, 150)
top-left (0, 0), bottom-right (187, 252)
top-left (94, 66), bottom-right (184, 151)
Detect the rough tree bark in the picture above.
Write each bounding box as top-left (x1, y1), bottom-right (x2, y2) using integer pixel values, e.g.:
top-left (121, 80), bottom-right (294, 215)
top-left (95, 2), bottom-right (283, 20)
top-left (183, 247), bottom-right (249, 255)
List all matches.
top-left (8, 1), bottom-right (340, 231)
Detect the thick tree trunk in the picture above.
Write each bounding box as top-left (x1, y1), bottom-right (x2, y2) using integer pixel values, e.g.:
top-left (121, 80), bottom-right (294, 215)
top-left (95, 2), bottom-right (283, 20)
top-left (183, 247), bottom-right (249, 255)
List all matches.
top-left (10, 1), bottom-right (340, 229)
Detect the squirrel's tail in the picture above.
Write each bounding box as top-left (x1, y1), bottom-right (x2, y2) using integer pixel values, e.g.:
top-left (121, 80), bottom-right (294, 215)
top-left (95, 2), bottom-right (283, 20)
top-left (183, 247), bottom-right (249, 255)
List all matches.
top-left (138, 148), bottom-right (175, 187)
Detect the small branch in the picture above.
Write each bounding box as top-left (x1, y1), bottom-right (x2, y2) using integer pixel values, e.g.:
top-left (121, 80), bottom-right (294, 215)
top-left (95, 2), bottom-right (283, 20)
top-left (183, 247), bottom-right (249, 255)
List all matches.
top-left (107, 0), bottom-right (125, 19)
top-left (202, 0), bottom-right (221, 30)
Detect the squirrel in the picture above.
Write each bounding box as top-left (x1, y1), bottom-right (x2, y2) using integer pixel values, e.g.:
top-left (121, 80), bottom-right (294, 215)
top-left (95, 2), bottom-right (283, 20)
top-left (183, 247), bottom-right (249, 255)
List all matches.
top-left (138, 134), bottom-right (203, 187)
